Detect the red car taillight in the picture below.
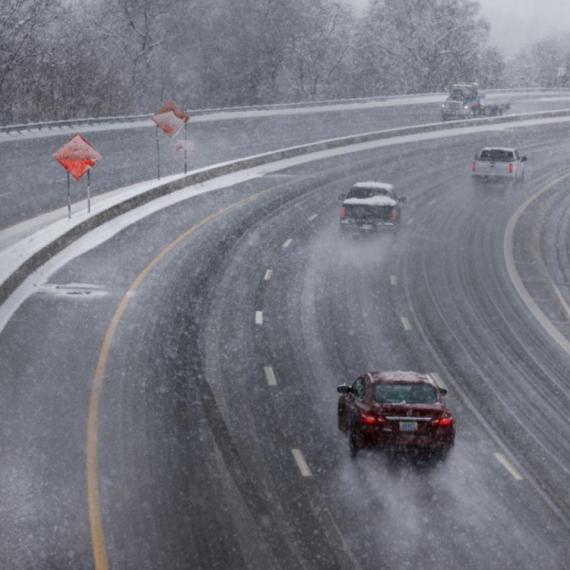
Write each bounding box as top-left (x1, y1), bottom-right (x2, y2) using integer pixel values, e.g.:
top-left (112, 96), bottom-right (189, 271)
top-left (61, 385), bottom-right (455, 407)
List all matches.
top-left (390, 208), bottom-right (397, 221)
top-left (438, 414), bottom-right (454, 427)
top-left (340, 207), bottom-right (346, 219)
top-left (472, 162), bottom-right (476, 172)
top-left (361, 412), bottom-right (386, 425)
top-left (509, 163), bottom-right (514, 175)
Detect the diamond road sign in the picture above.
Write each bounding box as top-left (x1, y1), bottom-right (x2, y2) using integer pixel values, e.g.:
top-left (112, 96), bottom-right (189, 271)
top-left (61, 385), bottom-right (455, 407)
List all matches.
top-left (54, 134), bottom-right (102, 181)
top-left (152, 100), bottom-right (190, 137)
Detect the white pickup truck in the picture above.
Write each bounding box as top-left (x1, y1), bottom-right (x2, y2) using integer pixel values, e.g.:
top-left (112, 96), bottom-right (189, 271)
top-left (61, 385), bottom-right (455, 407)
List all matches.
top-left (471, 147), bottom-right (527, 189)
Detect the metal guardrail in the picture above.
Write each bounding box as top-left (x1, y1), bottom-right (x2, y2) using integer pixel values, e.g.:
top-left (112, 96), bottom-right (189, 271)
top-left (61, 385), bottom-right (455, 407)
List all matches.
top-left (0, 113), bottom-right (154, 135)
top-left (0, 94), bottom-right (434, 135)
top-left (4, 88), bottom-right (569, 136)
top-left (0, 96), bottom-right (411, 134)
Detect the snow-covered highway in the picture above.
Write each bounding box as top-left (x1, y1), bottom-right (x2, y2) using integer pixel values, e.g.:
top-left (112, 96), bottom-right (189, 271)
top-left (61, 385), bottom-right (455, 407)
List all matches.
top-left (2, 93), bottom-right (570, 568)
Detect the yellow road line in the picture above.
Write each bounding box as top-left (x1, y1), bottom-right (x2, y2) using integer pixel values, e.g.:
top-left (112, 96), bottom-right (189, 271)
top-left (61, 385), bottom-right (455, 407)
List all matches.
top-left (87, 183), bottom-right (288, 569)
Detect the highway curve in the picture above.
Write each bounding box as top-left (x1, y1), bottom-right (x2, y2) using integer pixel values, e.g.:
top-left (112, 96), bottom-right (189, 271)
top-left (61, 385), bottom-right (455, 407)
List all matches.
top-left (2, 115), bottom-right (570, 567)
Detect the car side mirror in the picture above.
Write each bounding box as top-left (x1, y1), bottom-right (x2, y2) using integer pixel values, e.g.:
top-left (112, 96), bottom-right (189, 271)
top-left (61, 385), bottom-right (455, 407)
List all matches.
top-left (399, 197), bottom-right (407, 203)
top-left (439, 388), bottom-right (448, 396)
top-left (521, 156), bottom-right (527, 162)
top-left (337, 384), bottom-right (352, 394)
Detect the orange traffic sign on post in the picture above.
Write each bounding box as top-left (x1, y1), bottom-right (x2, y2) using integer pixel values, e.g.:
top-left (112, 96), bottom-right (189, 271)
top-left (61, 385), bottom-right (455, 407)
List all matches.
top-left (152, 100), bottom-right (190, 138)
top-left (54, 133), bottom-right (102, 181)
top-left (152, 100), bottom-right (190, 178)
top-left (54, 133), bottom-right (102, 217)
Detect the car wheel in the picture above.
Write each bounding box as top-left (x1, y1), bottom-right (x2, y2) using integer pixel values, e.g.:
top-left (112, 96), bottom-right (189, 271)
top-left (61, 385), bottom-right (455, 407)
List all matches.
top-left (349, 424), bottom-right (362, 458)
top-left (337, 406), bottom-right (345, 432)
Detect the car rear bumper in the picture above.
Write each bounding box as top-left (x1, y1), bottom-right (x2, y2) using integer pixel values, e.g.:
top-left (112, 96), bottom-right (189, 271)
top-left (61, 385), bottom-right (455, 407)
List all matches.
top-left (359, 425), bottom-right (455, 450)
top-left (340, 220), bottom-right (398, 232)
top-left (471, 174), bottom-right (514, 183)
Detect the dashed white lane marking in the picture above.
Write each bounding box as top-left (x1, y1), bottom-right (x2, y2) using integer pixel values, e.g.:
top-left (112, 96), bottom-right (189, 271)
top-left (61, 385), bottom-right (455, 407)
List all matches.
top-left (264, 366), bottom-right (277, 386)
top-left (308, 214), bottom-right (318, 221)
top-left (406, 218), bottom-right (415, 225)
top-left (264, 269), bottom-right (273, 281)
top-left (430, 372), bottom-right (448, 391)
top-left (401, 317), bottom-right (412, 331)
top-left (282, 238), bottom-right (293, 248)
top-left (391, 275), bottom-right (398, 286)
top-left (255, 311), bottom-right (263, 325)
top-left (494, 453), bottom-right (524, 480)
top-left (292, 449), bottom-right (312, 477)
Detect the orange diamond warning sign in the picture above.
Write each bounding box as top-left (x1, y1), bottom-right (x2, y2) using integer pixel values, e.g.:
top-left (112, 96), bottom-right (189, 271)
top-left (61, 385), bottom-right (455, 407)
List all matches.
top-left (54, 134), bottom-right (102, 181)
top-left (152, 100), bottom-right (190, 137)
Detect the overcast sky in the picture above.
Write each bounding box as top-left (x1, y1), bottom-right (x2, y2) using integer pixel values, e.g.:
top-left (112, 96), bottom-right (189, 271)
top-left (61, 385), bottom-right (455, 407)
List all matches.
top-left (344, 0), bottom-right (570, 56)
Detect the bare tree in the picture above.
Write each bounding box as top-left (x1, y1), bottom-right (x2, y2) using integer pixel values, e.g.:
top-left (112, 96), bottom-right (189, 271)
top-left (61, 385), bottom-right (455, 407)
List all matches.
top-left (0, 0), bottom-right (60, 86)
top-left (285, 0), bottom-right (354, 101)
top-left (0, 0), bottom-right (62, 120)
top-left (0, 0), bottom-right (506, 122)
top-left (88, 0), bottom-right (197, 110)
top-left (506, 34), bottom-right (570, 88)
top-left (352, 0), bottom-right (492, 95)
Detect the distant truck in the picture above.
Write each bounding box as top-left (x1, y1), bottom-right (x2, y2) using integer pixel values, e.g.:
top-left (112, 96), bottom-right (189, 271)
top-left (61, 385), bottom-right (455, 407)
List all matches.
top-left (441, 83), bottom-right (511, 121)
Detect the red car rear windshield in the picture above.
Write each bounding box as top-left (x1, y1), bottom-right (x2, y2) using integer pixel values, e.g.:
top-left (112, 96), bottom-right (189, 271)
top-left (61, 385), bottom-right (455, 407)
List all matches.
top-left (373, 384), bottom-right (438, 405)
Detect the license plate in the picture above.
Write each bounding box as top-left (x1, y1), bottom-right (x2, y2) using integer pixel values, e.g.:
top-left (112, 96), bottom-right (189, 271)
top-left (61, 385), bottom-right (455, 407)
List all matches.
top-left (399, 421), bottom-right (418, 432)
top-left (359, 224), bottom-right (373, 230)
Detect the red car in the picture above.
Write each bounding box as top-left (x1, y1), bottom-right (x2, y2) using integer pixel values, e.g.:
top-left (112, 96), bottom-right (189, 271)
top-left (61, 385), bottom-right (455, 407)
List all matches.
top-left (337, 371), bottom-right (455, 458)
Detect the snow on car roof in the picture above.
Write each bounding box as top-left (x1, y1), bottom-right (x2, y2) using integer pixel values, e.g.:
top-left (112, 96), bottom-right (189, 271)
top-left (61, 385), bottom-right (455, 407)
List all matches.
top-left (344, 195), bottom-right (397, 206)
top-left (480, 146), bottom-right (517, 152)
top-left (353, 181), bottom-right (394, 191)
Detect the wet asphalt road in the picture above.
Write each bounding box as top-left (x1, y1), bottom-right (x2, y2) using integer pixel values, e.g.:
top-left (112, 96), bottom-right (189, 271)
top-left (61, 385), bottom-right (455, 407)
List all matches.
top-left (2, 114), bottom-right (570, 567)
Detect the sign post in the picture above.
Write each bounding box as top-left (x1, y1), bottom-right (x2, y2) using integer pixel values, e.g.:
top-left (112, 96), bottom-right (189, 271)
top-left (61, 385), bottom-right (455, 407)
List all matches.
top-left (152, 100), bottom-right (190, 179)
top-left (67, 172), bottom-right (71, 218)
top-left (156, 124), bottom-right (161, 179)
top-left (175, 127), bottom-right (195, 174)
top-left (54, 133), bottom-right (102, 217)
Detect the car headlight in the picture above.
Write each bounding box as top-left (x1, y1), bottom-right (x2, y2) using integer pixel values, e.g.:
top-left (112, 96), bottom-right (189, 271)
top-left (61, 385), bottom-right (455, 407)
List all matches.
top-left (463, 105), bottom-right (470, 109)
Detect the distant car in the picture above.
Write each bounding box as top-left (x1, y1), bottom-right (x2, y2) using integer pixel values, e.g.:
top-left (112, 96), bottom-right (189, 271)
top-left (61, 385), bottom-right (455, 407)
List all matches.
top-left (471, 147), bottom-right (527, 189)
top-left (339, 182), bottom-right (405, 234)
top-left (337, 371), bottom-right (455, 458)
